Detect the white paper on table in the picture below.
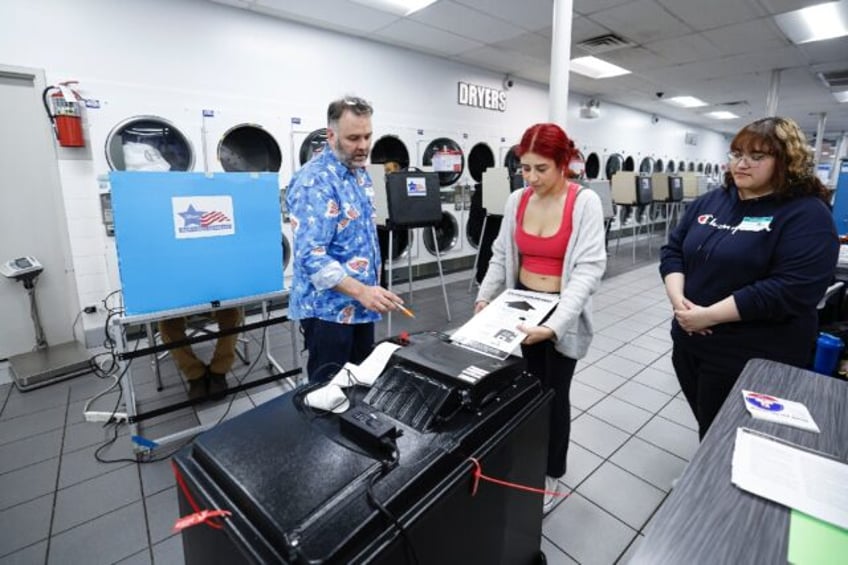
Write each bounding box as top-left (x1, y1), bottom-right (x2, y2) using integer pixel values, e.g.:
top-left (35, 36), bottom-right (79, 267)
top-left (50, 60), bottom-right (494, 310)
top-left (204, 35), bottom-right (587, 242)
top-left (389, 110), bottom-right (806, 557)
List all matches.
top-left (741, 390), bottom-right (820, 433)
top-left (451, 288), bottom-right (558, 358)
top-left (731, 427), bottom-right (848, 529)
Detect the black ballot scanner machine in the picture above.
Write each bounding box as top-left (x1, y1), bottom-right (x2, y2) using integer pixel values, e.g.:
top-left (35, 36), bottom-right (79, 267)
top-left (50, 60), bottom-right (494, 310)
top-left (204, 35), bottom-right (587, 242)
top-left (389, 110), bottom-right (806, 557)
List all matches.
top-left (173, 332), bottom-right (553, 564)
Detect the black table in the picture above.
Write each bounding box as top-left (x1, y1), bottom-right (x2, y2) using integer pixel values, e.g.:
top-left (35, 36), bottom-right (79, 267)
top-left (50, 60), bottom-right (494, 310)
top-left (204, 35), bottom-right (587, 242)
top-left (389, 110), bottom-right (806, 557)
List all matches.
top-left (630, 358), bottom-right (848, 564)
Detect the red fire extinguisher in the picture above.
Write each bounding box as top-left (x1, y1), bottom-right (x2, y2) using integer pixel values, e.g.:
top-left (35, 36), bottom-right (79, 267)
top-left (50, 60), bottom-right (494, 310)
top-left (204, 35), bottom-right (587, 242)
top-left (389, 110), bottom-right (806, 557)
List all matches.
top-left (42, 81), bottom-right (85, 147)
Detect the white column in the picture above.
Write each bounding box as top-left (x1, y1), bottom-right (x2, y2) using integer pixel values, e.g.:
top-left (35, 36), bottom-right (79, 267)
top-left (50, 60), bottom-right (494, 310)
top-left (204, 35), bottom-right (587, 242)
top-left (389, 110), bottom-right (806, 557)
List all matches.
top-left (814, 112), bottom-right (827, 167)
top-left (765, 69), bottom-right (781, 117)
top-left (549, 0), bottom-right (574, 127)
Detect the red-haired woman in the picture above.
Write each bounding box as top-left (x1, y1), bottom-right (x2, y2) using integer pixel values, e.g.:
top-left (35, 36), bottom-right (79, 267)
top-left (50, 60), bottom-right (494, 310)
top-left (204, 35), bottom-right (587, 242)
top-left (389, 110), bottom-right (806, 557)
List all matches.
top-left (474, 123), bottom-right (607, 514)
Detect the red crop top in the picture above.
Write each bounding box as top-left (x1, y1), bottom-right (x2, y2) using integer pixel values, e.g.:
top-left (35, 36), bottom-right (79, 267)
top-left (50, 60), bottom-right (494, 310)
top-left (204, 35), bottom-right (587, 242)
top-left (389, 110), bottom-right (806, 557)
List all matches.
top-left (515, 183), bottom-right (579, 276)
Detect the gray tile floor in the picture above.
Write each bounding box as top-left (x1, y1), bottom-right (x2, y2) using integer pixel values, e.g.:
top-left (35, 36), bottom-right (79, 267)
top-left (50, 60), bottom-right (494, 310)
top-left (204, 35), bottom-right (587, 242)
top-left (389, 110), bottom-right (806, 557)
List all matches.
top-left (0, 241), bottom-right (697, 565)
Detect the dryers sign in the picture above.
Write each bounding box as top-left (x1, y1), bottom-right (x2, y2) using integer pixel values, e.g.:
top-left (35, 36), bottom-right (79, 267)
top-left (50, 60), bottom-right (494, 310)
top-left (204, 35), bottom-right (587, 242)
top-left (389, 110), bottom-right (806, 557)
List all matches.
top-left (457, 81), bottom-right (506, 112)
top-left (173, 196), bottom-right (235, 239)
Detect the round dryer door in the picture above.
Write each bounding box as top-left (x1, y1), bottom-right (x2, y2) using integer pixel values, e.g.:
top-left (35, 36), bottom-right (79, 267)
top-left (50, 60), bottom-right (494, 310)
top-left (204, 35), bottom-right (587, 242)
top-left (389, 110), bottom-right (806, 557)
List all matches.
top-left (422, 212), bottom-right (459, 254)
top-left (370, 135), bottom-right (410, 170)
top-left (623, 156), bottom-right (635, 171)
top-left (605, 153), bottom-right (624, 179)
top-left (378, 227), bottom-right (411, 261)
top-left (299, 128), bottom-right (328, 166)
top-left (705, 163), bottom-right (712, 175)
top-left (688, 162), bottom-right (695, 172)
top-left (655, 159), bottom-right (664, 172)
top-left (667, 160), bottom-right (675, 173)
top-left (423, 137), bottom-right (465, 187)
top-left (218, 125), bottom-right (282, 172)
top-left (282, 234), bottom-right (291, 271)
top-left (585, 152), bottom-right (600, 179)
top-left (106, 116), bottom-right (194, 171)
top-left (468, 142), bottom-right (495, 183)
top-left (697, 162), bottom-right (704, 173)
top-left (678, 160), bottom-right (686, 172)
top-left (503, 145), bottom-right (521, 176)
top-left (639, 157), bottom-right (654, 174)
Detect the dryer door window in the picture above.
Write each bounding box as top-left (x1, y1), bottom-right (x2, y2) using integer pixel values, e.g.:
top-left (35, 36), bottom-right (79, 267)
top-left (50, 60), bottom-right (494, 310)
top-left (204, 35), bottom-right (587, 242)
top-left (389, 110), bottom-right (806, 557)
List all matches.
top-left (503, 145), bottom-right (521, 176)
top-left (299, 128), bottom-right (328, 166)
top-left (218, 125), bottom-right (282, 172)
top-left (468, 142), bottom-right (495, 183)
top-left (605, 153), bottom-right (624, 179)
top-left (371, 135), bottom-right (410, 170)
top-left (423, 137), bottom-right (465, 187)
top-left (585, 152), bottom-right (600, 179)
top-left (106, 116), bottom-right (194, 172)
top-left (422, 212), bottom-right (459, 254)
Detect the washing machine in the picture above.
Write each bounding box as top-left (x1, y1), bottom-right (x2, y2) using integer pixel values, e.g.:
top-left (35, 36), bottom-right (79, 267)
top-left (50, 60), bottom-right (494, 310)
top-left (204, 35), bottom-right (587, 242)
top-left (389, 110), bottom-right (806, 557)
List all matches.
top-left (418, 132), bottom-right (466, 264)
top-left (201, 107), bottom-right (285, 174)
top-left (84, 86), bottom-right (206, 295)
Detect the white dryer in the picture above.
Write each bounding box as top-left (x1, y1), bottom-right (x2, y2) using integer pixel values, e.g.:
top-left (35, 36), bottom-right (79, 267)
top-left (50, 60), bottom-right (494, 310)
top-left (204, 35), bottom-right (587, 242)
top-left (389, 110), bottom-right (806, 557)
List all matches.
top-left (201, 107), bottom-right (285, 175)
top-left (464, 140), bottom-right (497, 252)
top-left (417, 133), bottom-right (466, 264)
top-left (289, 113), bottom-right (328, 175)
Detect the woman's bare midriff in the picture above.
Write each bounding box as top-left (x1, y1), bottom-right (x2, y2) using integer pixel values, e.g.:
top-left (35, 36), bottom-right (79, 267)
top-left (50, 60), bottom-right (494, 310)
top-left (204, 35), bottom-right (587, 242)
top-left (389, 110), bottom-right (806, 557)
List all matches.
top-left (519, 267), bottom-right (561, 293)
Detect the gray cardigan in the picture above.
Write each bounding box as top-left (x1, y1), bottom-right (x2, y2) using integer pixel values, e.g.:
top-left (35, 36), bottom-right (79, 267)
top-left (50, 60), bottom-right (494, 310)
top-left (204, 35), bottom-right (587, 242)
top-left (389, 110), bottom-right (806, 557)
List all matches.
top-left (475, 185), bottom-right (607, 359)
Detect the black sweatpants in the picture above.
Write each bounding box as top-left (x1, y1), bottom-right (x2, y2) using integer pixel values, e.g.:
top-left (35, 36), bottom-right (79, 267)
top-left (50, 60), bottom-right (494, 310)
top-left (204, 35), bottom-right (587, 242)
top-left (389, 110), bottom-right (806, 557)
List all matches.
top-left (521, 339), bottom-right (577, 478)
top-left (671, 344), bottom-right (747, 440)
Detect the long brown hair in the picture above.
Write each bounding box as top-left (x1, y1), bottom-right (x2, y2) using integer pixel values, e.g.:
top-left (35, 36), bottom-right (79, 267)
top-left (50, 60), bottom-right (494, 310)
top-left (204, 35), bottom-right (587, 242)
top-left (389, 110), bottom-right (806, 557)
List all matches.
top-left (724, 116), bottom-right (829, 202)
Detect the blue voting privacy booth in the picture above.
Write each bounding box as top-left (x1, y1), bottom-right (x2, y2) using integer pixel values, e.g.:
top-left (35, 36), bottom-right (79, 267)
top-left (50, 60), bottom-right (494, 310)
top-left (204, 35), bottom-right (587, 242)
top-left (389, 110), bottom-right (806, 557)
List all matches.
top-left (832, 159), bottom-right (848, 235)
top-left (110, 172), bottom-right (283, 317)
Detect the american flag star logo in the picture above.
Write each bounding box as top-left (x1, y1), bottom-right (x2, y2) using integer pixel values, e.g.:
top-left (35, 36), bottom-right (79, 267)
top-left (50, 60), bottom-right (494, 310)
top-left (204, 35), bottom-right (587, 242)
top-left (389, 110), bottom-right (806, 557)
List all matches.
top-left (201, 210), bottom-right (230, 227)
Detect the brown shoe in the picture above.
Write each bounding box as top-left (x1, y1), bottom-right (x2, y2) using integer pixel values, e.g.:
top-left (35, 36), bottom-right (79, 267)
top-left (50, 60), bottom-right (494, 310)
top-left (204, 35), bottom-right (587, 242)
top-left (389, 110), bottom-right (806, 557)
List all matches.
top-left (187, 378), bottom-right (207, 402)
top-left (207, 370), bottom-right (228, 401)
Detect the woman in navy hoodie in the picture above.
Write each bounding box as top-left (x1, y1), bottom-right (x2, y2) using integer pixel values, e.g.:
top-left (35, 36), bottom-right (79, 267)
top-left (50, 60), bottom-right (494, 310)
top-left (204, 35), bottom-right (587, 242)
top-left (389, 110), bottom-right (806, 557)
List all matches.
top-left (660, 117), bottom-right (838, 440)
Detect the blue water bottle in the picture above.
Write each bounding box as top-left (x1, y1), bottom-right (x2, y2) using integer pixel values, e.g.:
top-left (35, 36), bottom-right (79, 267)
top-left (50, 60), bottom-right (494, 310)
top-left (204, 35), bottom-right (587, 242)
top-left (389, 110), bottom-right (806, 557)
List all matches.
top-left (813, 332), bottom-right (844, 376)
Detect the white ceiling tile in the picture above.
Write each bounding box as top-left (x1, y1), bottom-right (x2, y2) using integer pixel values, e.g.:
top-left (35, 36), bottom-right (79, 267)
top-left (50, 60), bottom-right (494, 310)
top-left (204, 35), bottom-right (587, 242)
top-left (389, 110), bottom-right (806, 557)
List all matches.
top-left (571, 15), bottom-right (612, 44)
top-left (701, 18), bottom-right (788, 56)
top-left (800, 36), bottom-right (848, 66)
top-left (373, 19), bottom-right (483, 56)
top-left (252, 0), bottom-right (399, 33)
top-left (654, 0), bottom-right (764, 31)
top-left (455, 46), bottom-right (547, 74)
top-left (600, 46), bottom-right (671, 72)
top-left (410, 1), bottom-right (527, 43)
top-left (492, 32), bottom-right (552, 61)
top-left (645, 34), bottom-right (724, 65)
top-left (573, 0), bottom-right (633, 17)
top-left (758, 0), bottom-right (826, 13)
top-left (452, 0), bottom-right (554, 32)
top-left (588, 0), bottom-right (695, 44)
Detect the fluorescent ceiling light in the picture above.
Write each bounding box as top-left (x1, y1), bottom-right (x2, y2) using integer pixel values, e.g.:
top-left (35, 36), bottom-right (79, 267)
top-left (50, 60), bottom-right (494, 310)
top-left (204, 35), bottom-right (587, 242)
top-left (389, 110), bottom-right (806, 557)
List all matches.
top-left (705, 111), bottom-right (739, 120)
top-left (834, 90), bottom-right (848, 103)
top-left (774, 1), bottom-right (848, 44)
top-left (350, 0), bottom-right (438, 16)
top-left (665, 96), bottom-right (708, 108)
top-left (569, 56), bottom-right (630, 79)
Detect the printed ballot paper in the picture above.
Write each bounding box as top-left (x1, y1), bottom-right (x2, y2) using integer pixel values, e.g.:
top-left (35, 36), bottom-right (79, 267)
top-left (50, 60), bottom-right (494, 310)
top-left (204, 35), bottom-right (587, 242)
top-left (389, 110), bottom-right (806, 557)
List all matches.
top-left (731, 428), bottom-right (848, 530)
top-left (741, 390), bottom-right (820, 433)
top-left (451, 288), bottom-right (558, 359)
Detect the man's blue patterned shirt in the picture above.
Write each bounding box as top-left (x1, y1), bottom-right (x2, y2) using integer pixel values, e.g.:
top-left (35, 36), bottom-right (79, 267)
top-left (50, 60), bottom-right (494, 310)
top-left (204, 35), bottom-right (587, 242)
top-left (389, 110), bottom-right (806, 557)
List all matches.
top-left (285, 145), bottom-right (381, 324)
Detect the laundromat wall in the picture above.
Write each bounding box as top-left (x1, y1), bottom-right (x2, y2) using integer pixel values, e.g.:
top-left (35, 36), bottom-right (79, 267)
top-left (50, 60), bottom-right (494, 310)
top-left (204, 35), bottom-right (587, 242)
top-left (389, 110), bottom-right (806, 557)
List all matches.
top-left (0, 0), bottom-right (727, 341)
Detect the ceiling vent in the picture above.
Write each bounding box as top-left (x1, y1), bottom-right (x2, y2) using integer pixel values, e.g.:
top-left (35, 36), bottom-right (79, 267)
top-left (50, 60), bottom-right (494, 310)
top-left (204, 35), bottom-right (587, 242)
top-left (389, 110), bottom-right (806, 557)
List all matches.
top-left (576, 34), bottom-right (635, 55)
top-left (818, 69), bottom-right (848, 88)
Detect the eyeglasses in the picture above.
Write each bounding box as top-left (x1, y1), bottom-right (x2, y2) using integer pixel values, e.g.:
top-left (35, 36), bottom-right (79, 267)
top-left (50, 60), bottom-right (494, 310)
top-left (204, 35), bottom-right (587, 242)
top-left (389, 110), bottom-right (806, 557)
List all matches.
top-left (727, 151), bottom-right (772, 167)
